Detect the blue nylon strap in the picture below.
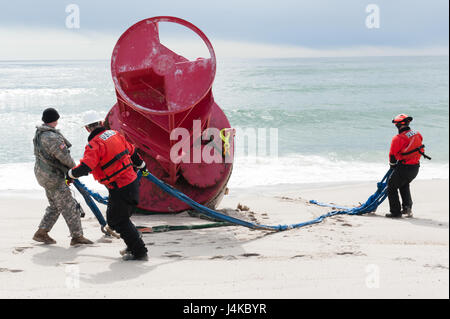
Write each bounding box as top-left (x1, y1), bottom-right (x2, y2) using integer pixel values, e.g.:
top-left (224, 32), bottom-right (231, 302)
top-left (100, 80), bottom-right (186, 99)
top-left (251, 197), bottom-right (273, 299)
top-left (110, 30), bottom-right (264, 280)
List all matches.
top-left (73, 169), bottom-right (394, 232)
top-left (73, 180), bottom-right (107, 227)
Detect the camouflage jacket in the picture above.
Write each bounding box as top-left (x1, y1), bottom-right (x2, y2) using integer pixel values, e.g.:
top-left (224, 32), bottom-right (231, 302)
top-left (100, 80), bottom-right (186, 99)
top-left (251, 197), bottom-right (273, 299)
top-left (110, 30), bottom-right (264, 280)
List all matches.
top-left (33, 124), bottom-right (76, 187)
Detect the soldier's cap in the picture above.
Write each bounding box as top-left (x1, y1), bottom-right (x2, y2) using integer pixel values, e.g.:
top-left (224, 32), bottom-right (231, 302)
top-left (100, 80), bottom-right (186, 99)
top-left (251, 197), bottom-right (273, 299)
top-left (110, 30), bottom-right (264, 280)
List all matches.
top-left (42, 108), bottom-right (60, 124)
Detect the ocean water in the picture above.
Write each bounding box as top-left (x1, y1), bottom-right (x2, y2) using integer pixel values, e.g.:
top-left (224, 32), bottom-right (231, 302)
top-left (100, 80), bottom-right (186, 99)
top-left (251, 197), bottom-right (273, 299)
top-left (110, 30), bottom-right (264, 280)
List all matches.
top-left (0, 56), bottom-right (448, 190)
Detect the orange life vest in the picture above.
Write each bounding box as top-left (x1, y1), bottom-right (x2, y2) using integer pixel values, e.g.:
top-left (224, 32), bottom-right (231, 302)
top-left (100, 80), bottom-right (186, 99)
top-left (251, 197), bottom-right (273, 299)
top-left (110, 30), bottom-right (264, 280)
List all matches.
top-left (392, 130), bottom-right (428, 165)
top-left (87, 130), bottom-right (136, 187)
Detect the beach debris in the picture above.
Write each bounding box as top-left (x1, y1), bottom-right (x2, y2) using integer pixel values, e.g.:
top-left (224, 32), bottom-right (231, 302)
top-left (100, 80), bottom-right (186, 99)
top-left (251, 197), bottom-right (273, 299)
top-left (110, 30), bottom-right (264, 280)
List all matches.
top-left (237, 203), bottom-right (250, 211)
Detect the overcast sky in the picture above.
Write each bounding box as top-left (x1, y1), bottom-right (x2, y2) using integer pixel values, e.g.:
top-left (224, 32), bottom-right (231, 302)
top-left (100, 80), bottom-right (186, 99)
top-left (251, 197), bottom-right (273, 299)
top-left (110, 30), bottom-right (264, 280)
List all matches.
top-left (0, 0), bottom-right (448, 59)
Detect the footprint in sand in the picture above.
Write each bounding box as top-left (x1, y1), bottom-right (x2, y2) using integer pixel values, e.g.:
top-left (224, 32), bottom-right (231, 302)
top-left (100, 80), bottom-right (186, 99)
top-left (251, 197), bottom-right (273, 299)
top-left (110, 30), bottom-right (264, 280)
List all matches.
top-left (224, 255), bottom-right (237, 260)
top-left (394, 257), bottom-right (416, 262)
top-left (424, 264), bottom-right (449, 270)
top-left (13, 246), bottom-right (34, 254)
top-left (164, 253), bottom-right (183, 258)
top-left (0, 267), bottom-right (23, 273)
top-left (240, 253), bottom-right (260, 258)
top-left (96, 237), bottom-right (113, 244)
top-left (56, 261), bottom-right (79, 266)
top-left (336, 251), bottom-right (366, 256)
top-left (336, 252), bottom-right (354, 255)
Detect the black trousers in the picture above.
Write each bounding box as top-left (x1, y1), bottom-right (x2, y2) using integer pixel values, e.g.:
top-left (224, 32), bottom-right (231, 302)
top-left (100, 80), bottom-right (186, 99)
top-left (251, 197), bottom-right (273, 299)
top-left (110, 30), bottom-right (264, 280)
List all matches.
top-left (106, 179), bottom-right (147, 257)
top-left (387, 164), bottom-right (420, 215)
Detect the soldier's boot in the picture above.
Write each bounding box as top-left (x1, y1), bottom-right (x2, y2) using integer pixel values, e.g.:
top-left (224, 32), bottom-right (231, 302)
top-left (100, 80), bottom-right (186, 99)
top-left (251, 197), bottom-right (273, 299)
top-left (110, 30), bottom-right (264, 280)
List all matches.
top-left (33, 228), bottom-right (56, 244)
top-left (70, 235), bottom-right (94, 246)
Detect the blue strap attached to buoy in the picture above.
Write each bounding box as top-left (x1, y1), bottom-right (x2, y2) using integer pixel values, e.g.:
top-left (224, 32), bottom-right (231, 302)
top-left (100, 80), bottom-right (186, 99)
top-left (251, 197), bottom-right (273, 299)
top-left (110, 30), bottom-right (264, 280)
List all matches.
top-left (72, 168), bottom-right (394, 233)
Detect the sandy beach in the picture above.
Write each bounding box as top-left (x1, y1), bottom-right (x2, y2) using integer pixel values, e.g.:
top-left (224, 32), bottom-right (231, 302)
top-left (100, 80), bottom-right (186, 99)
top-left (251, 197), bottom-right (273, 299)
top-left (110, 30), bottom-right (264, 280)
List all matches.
top-left (0, 178), bottom-right (448, 299)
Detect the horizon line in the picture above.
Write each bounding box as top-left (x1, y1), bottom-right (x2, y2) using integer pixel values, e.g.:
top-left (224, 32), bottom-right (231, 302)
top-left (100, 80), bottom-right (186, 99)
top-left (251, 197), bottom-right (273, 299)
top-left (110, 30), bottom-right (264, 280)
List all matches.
top-left (0, 54), bottom-right (449, 62)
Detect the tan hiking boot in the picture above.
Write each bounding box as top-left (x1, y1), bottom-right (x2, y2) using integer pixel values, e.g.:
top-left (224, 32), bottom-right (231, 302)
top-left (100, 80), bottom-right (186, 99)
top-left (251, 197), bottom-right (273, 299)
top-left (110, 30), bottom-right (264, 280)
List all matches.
top-left (70, 236), bottom-right (94, 246)
top-left (32, 228), bottom-right (56, 244)
top-left (119, 247), bottom-right (130, 256)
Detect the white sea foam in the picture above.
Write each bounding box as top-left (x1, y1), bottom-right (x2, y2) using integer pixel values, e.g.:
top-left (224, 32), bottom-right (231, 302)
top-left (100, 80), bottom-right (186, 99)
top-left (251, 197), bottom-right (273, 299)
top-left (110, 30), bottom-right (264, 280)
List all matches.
top-left (227, 155), bottom-right (449, 188)
top-left (0, 162), bottom-right (107, 196)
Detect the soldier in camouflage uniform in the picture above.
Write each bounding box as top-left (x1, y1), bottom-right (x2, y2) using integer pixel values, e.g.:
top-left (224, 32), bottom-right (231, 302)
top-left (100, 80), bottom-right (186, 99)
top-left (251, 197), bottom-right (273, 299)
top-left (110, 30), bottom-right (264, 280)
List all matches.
top-left (33, 108), bottom-right (93, 246)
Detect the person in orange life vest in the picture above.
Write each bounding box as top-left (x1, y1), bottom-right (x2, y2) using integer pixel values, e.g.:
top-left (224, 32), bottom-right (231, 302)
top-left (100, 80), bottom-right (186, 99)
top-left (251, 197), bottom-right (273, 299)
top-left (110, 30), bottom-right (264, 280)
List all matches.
top-left (386, 114), bottom-right (431, 218)
top-left (67, 111), bottom-right (148, 261)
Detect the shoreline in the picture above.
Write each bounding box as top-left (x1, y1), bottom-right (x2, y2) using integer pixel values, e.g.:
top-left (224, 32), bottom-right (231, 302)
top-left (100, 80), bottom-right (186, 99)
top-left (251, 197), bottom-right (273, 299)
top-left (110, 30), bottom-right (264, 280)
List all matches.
top-left (0, 178), bottom-right (448, 298)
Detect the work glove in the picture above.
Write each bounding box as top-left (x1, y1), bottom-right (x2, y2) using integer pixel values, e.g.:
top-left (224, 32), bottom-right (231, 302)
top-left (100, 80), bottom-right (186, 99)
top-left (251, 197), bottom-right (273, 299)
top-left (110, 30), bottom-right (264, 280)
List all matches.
top-left (140, 166), bottom-right (150, 177)
top-left (139, 162), bottom-right (149, 177)
top-left (65, 172), bottom-right (74, 186)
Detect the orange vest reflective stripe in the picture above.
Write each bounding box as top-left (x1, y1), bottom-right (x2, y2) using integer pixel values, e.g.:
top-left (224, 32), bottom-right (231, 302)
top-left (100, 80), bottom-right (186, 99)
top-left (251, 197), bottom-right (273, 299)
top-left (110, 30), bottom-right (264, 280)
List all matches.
top-left (90, 130), bottom-right (135, 186)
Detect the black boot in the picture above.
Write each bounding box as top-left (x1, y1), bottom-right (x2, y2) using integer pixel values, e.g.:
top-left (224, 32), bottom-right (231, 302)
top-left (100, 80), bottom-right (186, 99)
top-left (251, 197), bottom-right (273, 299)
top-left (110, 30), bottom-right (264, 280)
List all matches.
top-left (385, 213), bottom-right (402, 218)
top-left (122, 252), bottom-right (148, 261)
top-left (401, 206), bottom-right (413, 218)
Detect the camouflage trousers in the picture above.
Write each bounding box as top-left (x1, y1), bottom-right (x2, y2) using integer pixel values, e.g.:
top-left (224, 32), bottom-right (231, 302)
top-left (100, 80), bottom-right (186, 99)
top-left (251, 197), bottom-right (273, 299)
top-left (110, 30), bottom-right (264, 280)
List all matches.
top-left (39, 181), bottom-right (84, 238)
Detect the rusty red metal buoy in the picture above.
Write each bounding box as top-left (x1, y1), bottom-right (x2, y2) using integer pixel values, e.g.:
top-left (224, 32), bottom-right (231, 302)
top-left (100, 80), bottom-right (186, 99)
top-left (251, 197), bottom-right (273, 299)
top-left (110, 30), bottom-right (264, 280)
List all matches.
top-left (106, 16), bottom-right (234, 213)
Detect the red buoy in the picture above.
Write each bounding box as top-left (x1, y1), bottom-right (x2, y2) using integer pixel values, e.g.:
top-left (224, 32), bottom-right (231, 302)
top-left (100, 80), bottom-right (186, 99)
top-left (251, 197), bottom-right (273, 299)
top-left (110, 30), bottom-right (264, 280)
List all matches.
top-left (106, 17), bottom-right (234, 213)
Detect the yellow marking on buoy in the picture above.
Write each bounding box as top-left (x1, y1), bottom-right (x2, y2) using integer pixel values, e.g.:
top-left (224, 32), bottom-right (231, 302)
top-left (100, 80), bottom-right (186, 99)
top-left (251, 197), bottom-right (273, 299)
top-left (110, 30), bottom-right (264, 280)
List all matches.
top-left (220, 128), bottom-right (231, 156)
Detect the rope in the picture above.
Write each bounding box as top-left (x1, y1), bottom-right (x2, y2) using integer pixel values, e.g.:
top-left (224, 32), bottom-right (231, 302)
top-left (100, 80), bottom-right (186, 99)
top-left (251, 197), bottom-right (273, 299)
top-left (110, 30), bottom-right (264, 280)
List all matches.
top-left (136, 222), bottom-right (231, 233)
top-left (72, 168), bottom-right (394, 233)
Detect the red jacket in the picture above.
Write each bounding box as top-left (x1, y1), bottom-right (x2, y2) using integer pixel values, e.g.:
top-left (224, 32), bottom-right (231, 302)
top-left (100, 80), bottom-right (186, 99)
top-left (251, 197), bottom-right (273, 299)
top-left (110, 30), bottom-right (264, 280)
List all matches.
top-left (389, 128), bottom-right (424, 165)
top-left (77, 129), bottom-right (138, 189)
